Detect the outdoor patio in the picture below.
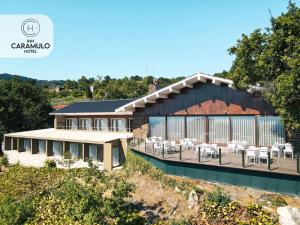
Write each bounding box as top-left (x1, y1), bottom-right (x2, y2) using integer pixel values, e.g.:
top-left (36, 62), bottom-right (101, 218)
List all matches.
top-left (130, 138), bottom-right (300, 176)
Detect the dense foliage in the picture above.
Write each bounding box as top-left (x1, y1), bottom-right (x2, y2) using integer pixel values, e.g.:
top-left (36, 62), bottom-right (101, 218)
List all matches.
top-left (222, 2), bottom-right (300, 129)
top-left (50, 75), bottom-right (184, 105)
top-left (0, 165), bottom-right (144, 225)
top-left (0, 79), bottom-right (52, 153)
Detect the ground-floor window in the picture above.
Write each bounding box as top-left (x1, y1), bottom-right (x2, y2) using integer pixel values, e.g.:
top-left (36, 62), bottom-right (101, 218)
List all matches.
top-left (112, 146), bottom-right (120, 167)
top-left (231, 116), bottom-right (256, 146)
top-left (186, 116), bottom-right (206, 142)
top-left (149, 117), bottom-right (166, 139)
top-left (208, 116), bottom-right (230, 144)
top-left (258, 116), bottom-right (285, 146)
top-left (88, 144), bottom-right (103, 161)
top-left (53, 141), bottom-right (63, 156)
top-left (167, 116), bottom-right (185, 141)
top-left (38, 140), bottom-right (46, 154)
top-left (148, 115), bottom-right (285, 146)
top-left (23, 139), bottom-right (31, 152)
top-left (70, 143), bottom-right (82, 158)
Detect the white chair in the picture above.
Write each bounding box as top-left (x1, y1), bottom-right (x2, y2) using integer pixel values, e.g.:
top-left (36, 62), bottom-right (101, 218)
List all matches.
top-left (236, 143), bottom-right (246, 154)
top-left (145, 138), bottom-right (153, 150)
top-left (283, 144), bottom-right (294, 159)
top-left (154, 141), bottom-right (162, 154)
top-left (271, 144), bottom-right (280, 158)
top-left (187, 140), bottom-right (195, 150)
top-left (204, 145), bottom-right (216, 159)
top-left (258, 147), bottom-right (269, 164)
top-left (246, 148), bottom-right (258, 165)
top-left (227, 142), bottom-right (236, 154)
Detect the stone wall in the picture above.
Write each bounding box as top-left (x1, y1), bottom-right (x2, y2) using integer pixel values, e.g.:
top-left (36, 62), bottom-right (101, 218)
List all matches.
top-left (132, 116), bottom-right (149, 139)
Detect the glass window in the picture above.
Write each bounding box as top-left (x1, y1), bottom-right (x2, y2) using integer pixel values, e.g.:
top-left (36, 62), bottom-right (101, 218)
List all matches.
top-left (186, 116), bottom-right (206, 142)
top-left (258, 116), bottom-right (285, 146)
top-left (167, 116), bottom-right (185, 141)
top-left (149, 117), bottom-right (166, 139)
top-left (66, 118), bottom-right (78, 130)
top-left (95, 118), bottom-right (108, 131)
top-left (53, 141), bottom-right (63, 156)
top-left (208, 116), bottom-right (229, 144)
top-left (79, 118), bottom-right (92, 130)
top-left (111, 118), bottom-right (126, 132)
top-left (231, 116), bottom-right (255, 145)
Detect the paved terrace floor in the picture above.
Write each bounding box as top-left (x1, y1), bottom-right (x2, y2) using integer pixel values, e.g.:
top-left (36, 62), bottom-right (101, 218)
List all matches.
top-left (5, 128), bottom-right (133, 144)
top-left (130, 144), bottom-right (300, 176)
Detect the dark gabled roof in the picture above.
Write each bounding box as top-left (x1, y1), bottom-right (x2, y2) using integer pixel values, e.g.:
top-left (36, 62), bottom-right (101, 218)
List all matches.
top-left (52, 99), bottom-right (135, 114)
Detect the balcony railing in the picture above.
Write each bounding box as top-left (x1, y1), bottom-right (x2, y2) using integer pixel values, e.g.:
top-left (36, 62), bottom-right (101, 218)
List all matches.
top-left (56, 126), bottom-right (132, 132)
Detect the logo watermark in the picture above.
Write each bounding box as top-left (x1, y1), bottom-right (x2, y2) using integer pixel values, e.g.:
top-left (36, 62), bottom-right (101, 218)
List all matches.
top-left (0, 15), bottom-right (53, 58)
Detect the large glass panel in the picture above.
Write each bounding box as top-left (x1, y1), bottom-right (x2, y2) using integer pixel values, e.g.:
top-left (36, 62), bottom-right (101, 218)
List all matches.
top-left (149, 117), bottom-right (166, 139)
top-left (167, 116), bottom-right (185, 141)
top-left (111, 118), bottom-right (126, 131)
top-left (95, 118), bottom-right (108, 131)
top-left (89, 144), bottom-right (98, 160)
top-left (38, 140), bottom-right (46, 154)
top-left (117, 119), bottom-right (126, 131)
top-left (231, 116), bottom-right (255, 145)
top-left (112, 146), bottom-right (120, 167)
top-left (66, 118), bottom-right (78, 130)
top-left (53, 141), bottom-right (63, 156)
top-left (258, 116), bottom-right (285, 146)
top-left (186, 116), bottom-right (206, 142)
top-left (79, 118), bottom-right (92, 130)
top-left (23, 139), bottom-right (31, 152)
top-left (70, 143), bottom-right (80, 158)
top-left (208, 116), bottom-right (229, 144)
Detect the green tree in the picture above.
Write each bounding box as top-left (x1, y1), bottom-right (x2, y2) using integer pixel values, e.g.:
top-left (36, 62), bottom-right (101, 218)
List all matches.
top-left (0, 79), bottom-right (52, 153)
top-left (224, 2), bottom-right (300, 130)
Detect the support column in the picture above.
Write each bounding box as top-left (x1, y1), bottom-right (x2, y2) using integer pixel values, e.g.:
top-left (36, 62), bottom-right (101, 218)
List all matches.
top-left (205, 116), bottom-right (209, 143)
top-left (31, 139), bottom-right (39, 154)
top-left (4, 136), bottom-right (12, 150)
top-left (103, 142), bottom-right (112, 171)
top-left (46, 140), bottom-right (53, 156)
top-left (83, 143), bottom-right (89, 161)
top-left (120, 138), bottom-right (127, 163)
top-left (17, 138), bottom-right (24, 152)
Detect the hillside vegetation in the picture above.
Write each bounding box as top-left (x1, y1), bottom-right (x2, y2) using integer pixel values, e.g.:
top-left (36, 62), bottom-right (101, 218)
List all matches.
top-left (0, 152), bottom-right (285, 225)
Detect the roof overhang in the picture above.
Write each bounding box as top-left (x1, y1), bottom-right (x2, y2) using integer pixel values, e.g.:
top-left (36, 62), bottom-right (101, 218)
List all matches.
top-left (115, 72), bottom-right (234, 112)
top-left (50, 112), bottom-right (133, 116)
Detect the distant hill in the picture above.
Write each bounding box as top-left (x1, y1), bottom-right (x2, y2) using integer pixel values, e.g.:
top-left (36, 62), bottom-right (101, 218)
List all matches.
top-left (0, 73), bottom-right (64, 87)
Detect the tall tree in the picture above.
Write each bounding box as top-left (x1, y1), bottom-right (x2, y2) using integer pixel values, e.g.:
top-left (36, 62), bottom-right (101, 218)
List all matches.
top-left (0, 79), bottom-right (53, 153)
top-left (225, 2), bottom-right (300, 130)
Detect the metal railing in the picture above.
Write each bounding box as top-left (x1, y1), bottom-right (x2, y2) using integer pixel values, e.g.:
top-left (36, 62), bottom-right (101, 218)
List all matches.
top-left (129, 137), bottom-right (299, 175)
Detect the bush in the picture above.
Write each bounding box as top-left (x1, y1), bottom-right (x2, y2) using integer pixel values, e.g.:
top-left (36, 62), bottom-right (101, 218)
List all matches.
top-left (206, 188), bottom-right (231, 207)
top-left (0, 156), bottom-right (9, 167)
top-left (0, 196), bottom-right (35, 225)
top-left (257, 193), bottom-right (287, 207)
top-left (44, 159), bottom-right (56, 169)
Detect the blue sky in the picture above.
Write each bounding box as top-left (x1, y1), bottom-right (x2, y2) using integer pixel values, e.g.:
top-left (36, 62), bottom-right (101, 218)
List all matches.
top-left (0, 0), bottom-right (296, 80)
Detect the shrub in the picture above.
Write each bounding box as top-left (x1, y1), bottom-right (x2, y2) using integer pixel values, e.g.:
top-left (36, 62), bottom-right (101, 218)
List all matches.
top-left (206, 188), bottom-right (231, 207)
top-left (0, 156), bottom-right (9, 167)
top-left (257, 193), bottom-right (287, 207)
top-left (44, 159), bottom-right (56, 169)
top-left (0, 196), bottom-right (35, 225)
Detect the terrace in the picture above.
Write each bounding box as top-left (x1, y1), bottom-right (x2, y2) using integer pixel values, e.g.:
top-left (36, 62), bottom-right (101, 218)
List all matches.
top-left (130, 137), bottom-right (299, 175)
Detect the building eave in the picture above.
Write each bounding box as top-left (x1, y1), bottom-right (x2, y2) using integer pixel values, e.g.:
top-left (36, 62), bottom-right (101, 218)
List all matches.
top-left (115, 72), bottom-right (234, 112)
